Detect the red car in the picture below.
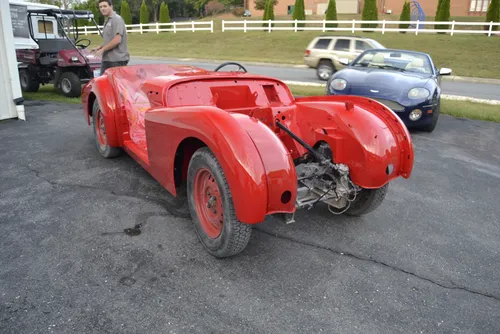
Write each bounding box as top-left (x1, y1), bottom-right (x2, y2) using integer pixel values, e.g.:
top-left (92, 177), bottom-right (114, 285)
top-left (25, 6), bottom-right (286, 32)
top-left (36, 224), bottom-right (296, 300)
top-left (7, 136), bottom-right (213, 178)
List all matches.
top-left (81, 62), bottom-right (414, 258)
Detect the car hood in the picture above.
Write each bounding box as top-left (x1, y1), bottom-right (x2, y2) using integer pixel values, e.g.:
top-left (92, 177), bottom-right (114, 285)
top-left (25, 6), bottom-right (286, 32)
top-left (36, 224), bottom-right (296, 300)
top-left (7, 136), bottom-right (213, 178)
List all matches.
top-left (331, 68), bottom-right (432, 102)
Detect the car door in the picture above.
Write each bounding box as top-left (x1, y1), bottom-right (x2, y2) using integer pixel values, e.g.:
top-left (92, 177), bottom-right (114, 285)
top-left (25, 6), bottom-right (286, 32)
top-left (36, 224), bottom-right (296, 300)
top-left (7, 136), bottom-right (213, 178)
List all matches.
top-left (332, 38), bottom-right (356, 62)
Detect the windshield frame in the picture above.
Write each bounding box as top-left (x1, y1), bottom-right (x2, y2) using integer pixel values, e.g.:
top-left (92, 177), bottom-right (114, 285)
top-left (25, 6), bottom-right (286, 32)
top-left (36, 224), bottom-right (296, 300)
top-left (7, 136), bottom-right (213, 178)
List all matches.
top-left (350, 49), bottom-right (435, 76)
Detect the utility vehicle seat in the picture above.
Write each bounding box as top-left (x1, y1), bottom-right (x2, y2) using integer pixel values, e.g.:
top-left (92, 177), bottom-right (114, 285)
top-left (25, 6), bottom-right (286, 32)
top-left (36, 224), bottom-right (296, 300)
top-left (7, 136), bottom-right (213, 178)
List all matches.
top-left (37, 39), bottom-right (74, 54)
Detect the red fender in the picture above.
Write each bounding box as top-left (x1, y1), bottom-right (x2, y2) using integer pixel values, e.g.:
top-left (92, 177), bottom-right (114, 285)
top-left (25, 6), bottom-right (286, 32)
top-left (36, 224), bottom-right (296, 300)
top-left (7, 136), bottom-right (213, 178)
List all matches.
top-left (144, 106), bottom-right (296, 224)
top-left (292, 95), bottom-right (414, 189)
top-left (82, 76), bottom-right (121, 147)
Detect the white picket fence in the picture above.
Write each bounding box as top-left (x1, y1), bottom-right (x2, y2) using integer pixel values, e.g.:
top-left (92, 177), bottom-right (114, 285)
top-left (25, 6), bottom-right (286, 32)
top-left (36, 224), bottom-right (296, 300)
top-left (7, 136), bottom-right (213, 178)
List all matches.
top-left (77, 19), bottom-right (500, 36)
top-left (79, 20), bottom-right (214, 35)
top-left (222, 19), bottom-right (500, 36)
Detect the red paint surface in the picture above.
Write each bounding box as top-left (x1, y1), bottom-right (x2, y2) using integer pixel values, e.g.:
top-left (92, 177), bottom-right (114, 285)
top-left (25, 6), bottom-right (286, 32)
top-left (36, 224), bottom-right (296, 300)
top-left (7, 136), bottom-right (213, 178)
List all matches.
top-left (81, 64), bottom-right (414, 224)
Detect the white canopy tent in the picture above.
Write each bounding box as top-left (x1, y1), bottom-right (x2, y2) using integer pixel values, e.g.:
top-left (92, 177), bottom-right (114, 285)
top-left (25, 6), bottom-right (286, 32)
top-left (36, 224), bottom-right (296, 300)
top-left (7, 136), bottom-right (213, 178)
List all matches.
top-left (1, 0), bottom-right (26, 120)
top-left (1, 1), bottom-right (61, 121)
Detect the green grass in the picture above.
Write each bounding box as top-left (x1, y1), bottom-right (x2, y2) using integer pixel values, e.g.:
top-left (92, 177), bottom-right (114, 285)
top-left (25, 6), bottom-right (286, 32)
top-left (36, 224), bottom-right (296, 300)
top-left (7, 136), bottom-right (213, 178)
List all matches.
top-left (85, 21), bottom-right (500, 79)
top-left (22, 83), bottom-right (500, 123)
top-left (287, 84), bottom-right (500, 123)
top-left (23, 84), bottom-right (80, 104)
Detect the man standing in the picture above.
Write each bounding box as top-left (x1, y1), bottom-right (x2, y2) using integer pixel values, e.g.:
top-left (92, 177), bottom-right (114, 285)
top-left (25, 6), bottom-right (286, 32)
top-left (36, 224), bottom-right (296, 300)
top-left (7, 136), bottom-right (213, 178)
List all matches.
top-left (91, 0), bottom-right (129, 74)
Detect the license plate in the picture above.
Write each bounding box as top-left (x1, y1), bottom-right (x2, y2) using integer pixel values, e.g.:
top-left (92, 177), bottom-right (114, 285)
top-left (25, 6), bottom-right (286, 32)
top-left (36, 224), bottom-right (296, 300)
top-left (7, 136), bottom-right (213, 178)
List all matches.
top-left (93, 69), bottom-right (101, 77)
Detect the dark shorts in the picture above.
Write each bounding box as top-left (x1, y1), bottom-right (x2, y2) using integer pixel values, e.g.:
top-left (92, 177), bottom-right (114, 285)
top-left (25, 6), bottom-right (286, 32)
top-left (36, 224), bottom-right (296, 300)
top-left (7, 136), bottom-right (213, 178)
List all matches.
top-left (100, 60), bottom-right (129, 74)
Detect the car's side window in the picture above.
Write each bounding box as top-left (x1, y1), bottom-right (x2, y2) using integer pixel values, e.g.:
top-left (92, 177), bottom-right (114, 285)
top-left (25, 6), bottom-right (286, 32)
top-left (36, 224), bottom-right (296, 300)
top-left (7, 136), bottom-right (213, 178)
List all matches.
top-left (355, 40), bottom-right (371, 52)
top-left (333, 39), bottom-right (351, 52)
top-left (313, 38), bottom-right (332, 50)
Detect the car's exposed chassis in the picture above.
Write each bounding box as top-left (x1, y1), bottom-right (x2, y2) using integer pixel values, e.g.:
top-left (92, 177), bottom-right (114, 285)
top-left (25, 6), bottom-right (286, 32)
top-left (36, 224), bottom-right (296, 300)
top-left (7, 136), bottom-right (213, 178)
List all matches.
top-left (276, 122), bottom-right (361, 224)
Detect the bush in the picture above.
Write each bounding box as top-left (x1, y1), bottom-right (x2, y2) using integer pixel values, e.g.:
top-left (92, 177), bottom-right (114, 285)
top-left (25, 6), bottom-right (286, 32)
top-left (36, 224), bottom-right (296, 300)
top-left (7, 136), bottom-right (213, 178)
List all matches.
top-left (325, 0), bottom-right (338, 28)
top-left (232, 7), bottom-right (245, 17)
top-left (254, 0), bottom-right (277, 11)
top-left (205, 1), bottom-right (225, 16)
top-left (399, 1), bottom-right (411, 33)
top-left (361, 0), bottom-right (378, 30)
top-left (485, 0), bottom-right (500, 31)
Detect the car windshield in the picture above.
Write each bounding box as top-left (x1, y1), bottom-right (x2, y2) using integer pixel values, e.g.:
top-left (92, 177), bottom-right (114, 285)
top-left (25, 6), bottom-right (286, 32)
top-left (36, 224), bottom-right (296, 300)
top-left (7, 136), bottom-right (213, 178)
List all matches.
top-left (351, 50), bottom-right (433, 74)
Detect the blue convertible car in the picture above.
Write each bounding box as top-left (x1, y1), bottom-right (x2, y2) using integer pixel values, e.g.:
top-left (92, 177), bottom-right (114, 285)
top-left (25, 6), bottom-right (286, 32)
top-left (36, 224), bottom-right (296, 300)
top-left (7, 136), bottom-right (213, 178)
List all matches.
top-left (326, 49), bottom-right (452, 132)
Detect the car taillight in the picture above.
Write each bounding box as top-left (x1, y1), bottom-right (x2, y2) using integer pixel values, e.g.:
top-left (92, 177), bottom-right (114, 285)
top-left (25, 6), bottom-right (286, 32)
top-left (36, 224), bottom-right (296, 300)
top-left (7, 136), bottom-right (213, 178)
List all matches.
top-left (304, 50), bottom-right (310, 57)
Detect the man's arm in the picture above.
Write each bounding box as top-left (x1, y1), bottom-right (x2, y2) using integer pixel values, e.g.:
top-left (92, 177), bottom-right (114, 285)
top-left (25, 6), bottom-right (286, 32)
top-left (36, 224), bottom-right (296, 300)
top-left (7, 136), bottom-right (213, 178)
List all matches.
top-left (96, 34), bottom-right (122, 55)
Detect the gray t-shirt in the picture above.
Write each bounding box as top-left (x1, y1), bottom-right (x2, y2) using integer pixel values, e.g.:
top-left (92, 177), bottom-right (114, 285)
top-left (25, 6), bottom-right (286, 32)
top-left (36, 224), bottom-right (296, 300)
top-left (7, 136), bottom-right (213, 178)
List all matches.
top-left (102, 11), bottom-right (129, 62)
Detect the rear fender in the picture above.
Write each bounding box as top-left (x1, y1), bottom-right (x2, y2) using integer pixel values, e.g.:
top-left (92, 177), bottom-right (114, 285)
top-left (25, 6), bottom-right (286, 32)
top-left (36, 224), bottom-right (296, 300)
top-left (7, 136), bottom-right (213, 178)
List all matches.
top-left (144, 106), bottom-right (296, 224)
top-left (294, 95), bottom-right (414, 189)
top-left (85, 77), bottom-right (121, 147)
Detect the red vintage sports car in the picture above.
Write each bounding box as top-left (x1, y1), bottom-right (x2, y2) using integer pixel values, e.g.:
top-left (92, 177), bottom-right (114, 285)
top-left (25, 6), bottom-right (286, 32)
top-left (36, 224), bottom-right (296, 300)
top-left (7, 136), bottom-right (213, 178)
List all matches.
top-left (81, 62), bottom-right (414, 258)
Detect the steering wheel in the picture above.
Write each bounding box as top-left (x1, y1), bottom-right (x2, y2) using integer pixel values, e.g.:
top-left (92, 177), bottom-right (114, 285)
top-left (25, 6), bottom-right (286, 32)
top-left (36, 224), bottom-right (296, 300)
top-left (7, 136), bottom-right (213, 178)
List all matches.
top-left (214, 62), bottom-right (247, 73)
top-left (75, 38), bottom-right (91, 49)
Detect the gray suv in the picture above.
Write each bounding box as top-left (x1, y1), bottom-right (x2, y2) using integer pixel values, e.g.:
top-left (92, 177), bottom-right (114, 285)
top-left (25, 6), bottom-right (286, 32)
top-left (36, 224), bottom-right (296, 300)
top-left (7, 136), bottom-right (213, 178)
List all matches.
top-left (303, 35), bottom-right (385, 80)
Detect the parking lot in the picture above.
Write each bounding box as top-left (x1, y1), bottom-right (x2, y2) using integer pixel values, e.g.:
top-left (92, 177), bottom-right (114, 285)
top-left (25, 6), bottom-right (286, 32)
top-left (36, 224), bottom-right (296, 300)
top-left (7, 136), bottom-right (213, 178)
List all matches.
top-left (1, 100), bottom-right (499, 333)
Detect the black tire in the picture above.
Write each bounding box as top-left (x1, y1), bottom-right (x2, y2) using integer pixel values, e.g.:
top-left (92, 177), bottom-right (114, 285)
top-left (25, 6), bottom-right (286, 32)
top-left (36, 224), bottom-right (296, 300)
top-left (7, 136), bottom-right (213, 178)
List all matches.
top-left (19, 69), bottom-right (40, 92)
top-left (92, 99), bottom-right (122, 158)
top-left (344, 184), bottom-right (389, 216)
top-left (422, 100), bottom-right (440, 133)
top-left (316, 59), bottom-right (335, 81)
top-left (59, 71), bottom-right (82, 97)
top-left (187, 147), bottom-right (252, 258)
top-left (163, 182), bottom-right (190, 219)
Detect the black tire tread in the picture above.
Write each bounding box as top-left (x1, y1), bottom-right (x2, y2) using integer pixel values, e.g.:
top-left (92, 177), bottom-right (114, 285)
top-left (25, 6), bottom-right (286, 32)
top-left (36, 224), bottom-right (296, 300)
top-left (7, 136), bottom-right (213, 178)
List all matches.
top-left (345, 184), bottom-right (389, 216)
top-left (92, 100), bottom-right (122, 158)
top-left (188, 147), bottom-right (251, 258)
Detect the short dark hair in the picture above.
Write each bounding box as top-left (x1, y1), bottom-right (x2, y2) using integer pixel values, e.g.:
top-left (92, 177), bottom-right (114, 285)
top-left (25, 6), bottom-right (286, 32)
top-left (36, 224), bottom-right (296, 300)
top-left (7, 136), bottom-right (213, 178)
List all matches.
top-left (98, 0), bottom-right (112, 5)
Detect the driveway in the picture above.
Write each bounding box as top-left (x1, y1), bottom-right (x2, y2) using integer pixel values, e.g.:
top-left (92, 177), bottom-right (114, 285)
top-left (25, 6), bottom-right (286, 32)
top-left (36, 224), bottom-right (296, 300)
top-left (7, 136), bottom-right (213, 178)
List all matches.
top-left (1, 101), bottom-right (499, 333)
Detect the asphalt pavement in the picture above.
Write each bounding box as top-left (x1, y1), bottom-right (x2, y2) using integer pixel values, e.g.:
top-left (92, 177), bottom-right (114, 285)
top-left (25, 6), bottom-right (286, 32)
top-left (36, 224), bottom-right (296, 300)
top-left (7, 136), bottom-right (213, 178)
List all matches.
top-left (1, 101), bottom-right (499, 333)
top-left (129, 57), bottom-right (500, 101)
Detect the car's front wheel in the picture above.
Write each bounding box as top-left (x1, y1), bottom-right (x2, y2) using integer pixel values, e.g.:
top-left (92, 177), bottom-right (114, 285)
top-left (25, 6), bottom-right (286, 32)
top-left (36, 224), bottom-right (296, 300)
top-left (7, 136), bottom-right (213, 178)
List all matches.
top-left (187, 147), bottom-right (252, 258)
top-left (422, 100), bottom-right (440, 133)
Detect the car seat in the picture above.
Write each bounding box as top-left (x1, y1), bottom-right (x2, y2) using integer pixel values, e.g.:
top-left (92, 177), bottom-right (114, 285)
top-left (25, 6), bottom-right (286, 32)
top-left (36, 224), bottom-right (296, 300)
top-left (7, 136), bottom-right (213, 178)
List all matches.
top-left (405, 58), bottom-right (426, 73)
top-left (369, 53), bottom-right (385, 67)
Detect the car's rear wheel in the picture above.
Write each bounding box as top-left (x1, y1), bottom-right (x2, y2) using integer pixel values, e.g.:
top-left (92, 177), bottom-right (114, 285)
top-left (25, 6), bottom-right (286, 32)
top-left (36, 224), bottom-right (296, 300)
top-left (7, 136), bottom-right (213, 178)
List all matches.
top-left (187, 147), bottom-right (252, 258)
top-left (344, 184), bottom-right (389, 216)
top-left (92, 99), bottom-right (122, 158)
top-left (317, 60), bottom-right (335, 81)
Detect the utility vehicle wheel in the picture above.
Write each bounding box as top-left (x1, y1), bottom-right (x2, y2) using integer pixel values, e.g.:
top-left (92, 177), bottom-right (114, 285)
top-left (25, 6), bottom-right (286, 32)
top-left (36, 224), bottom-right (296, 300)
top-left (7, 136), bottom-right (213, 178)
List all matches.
top-left (60, 72), bottom-right (81, 97)
top-left (422, 101), bottom-right (440, 133)
top-left (317, 60), bottom-right (335, 81)
top-left (187, 147), bottom-right (252, 258)
top-left (92, 100), bottom-right (122, 158)
top-left (344, 184), bottom-right (389, 216)
top-left (19, 69), bottom-right (40, 92)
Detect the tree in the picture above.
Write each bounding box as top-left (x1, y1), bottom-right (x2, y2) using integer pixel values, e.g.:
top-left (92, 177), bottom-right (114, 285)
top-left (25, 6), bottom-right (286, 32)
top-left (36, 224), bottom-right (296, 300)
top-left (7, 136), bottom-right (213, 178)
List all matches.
top-left (89, 1), bottom-right (101, 25)
top-left (292, 0), bottom-right (306, 28)
top-left (361, 0), bottom-right (378, 30)
top-left (434, 0), bottom-right (450, 32)
top-left (140, 0), bottom-right (149, 24)
top-left (398, 1), bottom-right (411, 33)
top-left (254, 0), bottom-right (277, 11)
top-left (205, 1), bottom-right (225, 16)
top-left (121, 1), bottom-right (132, 24)
top-left (262, 0), bottom-right (275, 27)
top-left (159, 2), bottom-right (171, 23)
top-left (485, 0), bottom-right (500, 31)
top-left (325, 0), bottom-right (337, 28)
